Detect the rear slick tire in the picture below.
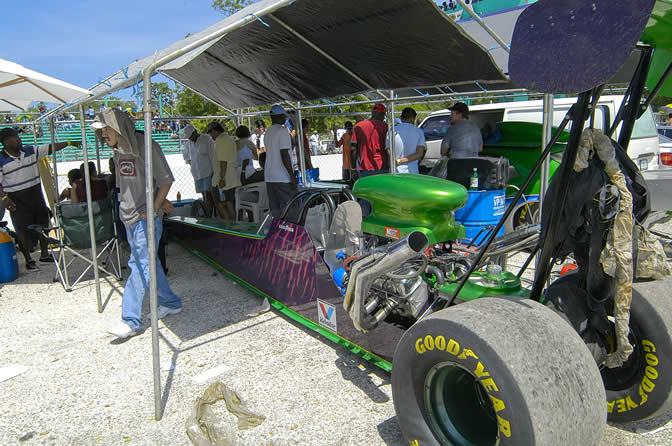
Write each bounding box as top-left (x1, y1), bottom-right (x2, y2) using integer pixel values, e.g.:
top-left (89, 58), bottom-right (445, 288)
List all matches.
top-left (391, 297), bottom-right (606, 446)
top-left (545, 273), bottom-right (672, 422)
top-left (602, 280), bottom-right (672, 423)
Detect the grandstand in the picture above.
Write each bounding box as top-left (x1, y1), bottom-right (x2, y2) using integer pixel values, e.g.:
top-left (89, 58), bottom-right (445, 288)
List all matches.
top-left (0, 120), bottom-right (183, 162)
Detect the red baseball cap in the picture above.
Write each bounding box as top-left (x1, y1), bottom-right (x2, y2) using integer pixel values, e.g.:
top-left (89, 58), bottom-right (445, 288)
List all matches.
top-left (372, 103), bottom-right (386, 113)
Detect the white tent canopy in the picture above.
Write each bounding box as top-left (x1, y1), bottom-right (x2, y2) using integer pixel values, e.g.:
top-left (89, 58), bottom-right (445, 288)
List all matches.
top-left (0, 98), bottom-right (32, 112)
top-left (0, 58), bottom-right (91, 111)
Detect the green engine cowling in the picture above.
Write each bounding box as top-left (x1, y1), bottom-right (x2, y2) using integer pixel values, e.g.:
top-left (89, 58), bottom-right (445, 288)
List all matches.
top-left (353, 174), bottom-right (468, 244)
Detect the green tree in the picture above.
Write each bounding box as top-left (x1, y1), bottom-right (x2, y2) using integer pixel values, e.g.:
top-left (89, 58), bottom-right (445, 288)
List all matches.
top-left (212, 0), bottom-right (256, 16)
top-left (103, 96), bottom-right (136, 110)
top-left (174, 87), bottom-right (234, 132)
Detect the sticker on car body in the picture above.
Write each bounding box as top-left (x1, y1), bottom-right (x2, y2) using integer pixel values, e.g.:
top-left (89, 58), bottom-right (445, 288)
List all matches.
top-left (317, 299), bottom-right (337, 333)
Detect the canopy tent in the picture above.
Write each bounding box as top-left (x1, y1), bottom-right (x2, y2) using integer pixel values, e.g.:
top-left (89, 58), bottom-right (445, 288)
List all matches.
top-left (0, 98), bottom-right (32, 112)
top-left (0, 58), bottom-right (91, 110)
top-left (44, 0), bottom-right (509, 119)
top-left (0, 60), bottom-right (102, 312)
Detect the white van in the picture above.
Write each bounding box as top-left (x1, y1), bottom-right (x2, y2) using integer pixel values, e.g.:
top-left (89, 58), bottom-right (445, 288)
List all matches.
top-left (419, 95), bottom-right (662, 173)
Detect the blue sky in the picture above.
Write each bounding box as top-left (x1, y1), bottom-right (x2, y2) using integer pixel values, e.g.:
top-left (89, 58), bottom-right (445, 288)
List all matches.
top-left (2, 0), bottom-right (225, 103)
top-left (2, 1), bottom-right (449, 107)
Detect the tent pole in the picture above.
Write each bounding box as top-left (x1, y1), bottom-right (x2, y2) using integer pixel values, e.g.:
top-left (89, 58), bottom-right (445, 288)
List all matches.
top-left (539, 94), bottom-right (553, 206)
top-left (142, 75), bottom-right (163, 422)
top-left (389, 91), bottom-right (396, 175)
top-left (455, 0), bottom-right (511, 54)
top-left (537, 93), bottom-right (553, 268)
top-left (95, 136), bottom-right (102, 176)
top-left (296, 103), bottom-right (307, 184)
top-left (78, 105), bottom-right (102, 313)
top-left (50, 117), bottom-right (59, 200)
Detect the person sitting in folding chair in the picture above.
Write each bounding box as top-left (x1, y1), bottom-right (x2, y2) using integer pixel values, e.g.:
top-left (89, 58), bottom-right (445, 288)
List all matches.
top-left (91, 108), bottom-right (182, 339)
top-left (39, 191), bottom-right (123, 292)
top-left (0, 127), bottom-right (81, 272)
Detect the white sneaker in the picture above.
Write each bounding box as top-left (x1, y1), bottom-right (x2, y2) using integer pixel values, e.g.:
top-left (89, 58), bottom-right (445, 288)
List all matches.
top-left (107, 321), bottom-right (137, 339)
top-left (158, 305), bottom-right (182, 319)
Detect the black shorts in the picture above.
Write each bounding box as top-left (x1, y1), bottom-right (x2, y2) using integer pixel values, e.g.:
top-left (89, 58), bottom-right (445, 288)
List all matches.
top-left (8, 184), bottom-right (50, 232)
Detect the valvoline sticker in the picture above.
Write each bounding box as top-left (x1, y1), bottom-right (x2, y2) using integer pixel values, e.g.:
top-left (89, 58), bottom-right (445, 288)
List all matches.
top-left (317, 299), bottom-right (337, 333)
top-left (385, 227), bottom-right (400, 239)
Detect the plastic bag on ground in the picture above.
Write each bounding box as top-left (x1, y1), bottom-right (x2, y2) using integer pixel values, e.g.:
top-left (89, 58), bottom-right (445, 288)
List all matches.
top-left (186, 380), bottom-right (266, 446)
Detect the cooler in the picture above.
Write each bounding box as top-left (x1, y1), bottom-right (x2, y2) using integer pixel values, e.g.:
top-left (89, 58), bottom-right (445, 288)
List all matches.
top-left (0, 229), bottom-right (18, 283)
top-left (454, 189), bottom-right (506, 246)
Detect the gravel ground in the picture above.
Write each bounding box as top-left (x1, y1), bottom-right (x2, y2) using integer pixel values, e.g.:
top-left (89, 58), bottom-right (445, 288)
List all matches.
top-left (1, 223), bottom-right (672, 445)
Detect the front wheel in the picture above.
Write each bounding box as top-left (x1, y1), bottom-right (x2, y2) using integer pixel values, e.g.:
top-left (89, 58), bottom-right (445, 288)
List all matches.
top-left (391, 297), bottom-right (606, 446)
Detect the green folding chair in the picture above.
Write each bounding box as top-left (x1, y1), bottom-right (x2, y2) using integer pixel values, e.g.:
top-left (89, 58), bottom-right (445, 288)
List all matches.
top-left (38, 196), bottom-right (122, 291)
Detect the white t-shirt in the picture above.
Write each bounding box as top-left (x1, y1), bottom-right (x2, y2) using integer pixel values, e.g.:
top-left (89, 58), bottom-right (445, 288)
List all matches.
top-left (264, 124), bottom-right (293, 183)
top-left (237, 143), bottom-right (255, 180)
top-left (183, 134), bottom-right (215, 181)
top-left (387, 122), bottom-right (425, 174)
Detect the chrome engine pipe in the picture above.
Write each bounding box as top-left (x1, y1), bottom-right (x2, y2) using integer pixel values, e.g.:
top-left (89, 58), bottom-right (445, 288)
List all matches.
top-left (344, 231), bottom-right (429, 332)
top-left (364, 295), bottom-right (381, 314)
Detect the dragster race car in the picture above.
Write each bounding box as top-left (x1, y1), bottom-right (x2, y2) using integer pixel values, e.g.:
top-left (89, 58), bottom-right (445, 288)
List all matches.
top-left (164, 0), bottom-right (672, 444)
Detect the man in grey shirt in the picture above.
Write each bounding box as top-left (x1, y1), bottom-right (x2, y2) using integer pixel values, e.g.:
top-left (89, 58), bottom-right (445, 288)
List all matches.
top-left (440, 102), bottom-right (483, 158)
top-left (91, 108), bottom-right (182, 339)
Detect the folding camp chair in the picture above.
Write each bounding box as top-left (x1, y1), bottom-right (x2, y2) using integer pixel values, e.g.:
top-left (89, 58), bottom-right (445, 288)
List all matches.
top-left (36, 196), bottom-right (122, 291)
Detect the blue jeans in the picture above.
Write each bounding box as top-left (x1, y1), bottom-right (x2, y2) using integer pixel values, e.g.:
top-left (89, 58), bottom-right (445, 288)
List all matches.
top-left (122, 217), bottom-right (182, 330)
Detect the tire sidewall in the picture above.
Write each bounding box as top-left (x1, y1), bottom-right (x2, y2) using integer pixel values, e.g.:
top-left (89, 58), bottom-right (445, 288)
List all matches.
top-left (392, 317), bottom-right (534, 446)
top-left (545, 273), bottom-right (672, 422)
top-left (604, 288), bottom-right (672, 422)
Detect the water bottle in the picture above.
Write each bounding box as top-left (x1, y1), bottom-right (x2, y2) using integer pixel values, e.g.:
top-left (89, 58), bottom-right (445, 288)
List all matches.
top-left (470, 168), bottom-right (479, 190)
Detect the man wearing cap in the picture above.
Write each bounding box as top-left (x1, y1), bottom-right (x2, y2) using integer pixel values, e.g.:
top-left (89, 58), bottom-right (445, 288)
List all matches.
top-left (182, 124), bottom-right (216, 216)
top-left (387, 107), bottom-right (426, 174)
top-left (91, 108), bottom-right (182, 339)
top-left (337, 121), bottom-right (355, 183)
top-left (265, 105), bottom-right (297, 217)
top-left (351, 103), bottom-right (389, 178)
top-left (440, 102), bottom-right (482, 158)
top-left (205, 121), bottom-right (240, 220)
top-left (0, 128), bottom-right (80, 272)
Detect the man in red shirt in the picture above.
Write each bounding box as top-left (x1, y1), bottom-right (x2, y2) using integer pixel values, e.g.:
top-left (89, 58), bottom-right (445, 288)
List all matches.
top-left (351, 103), bottom-right (389, 178)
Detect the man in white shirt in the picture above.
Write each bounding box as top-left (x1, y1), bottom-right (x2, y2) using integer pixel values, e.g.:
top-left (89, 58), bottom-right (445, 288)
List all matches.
top-left (182, 124), bottom-right (215, 215)
top-left (309, 131), bottom-right (320, 156)
top-left (387, 107), bottom-right (426, 174)
top-left (264, 105), bottom-right (297, 217)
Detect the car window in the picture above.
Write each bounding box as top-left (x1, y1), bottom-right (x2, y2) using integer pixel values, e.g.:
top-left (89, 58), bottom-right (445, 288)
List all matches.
top-left (631, 107), bottom-right (658, 139)
top-left (659, 134), bottom-right (672, 145)
top-left (420, 115), bottom-right (451, 141)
